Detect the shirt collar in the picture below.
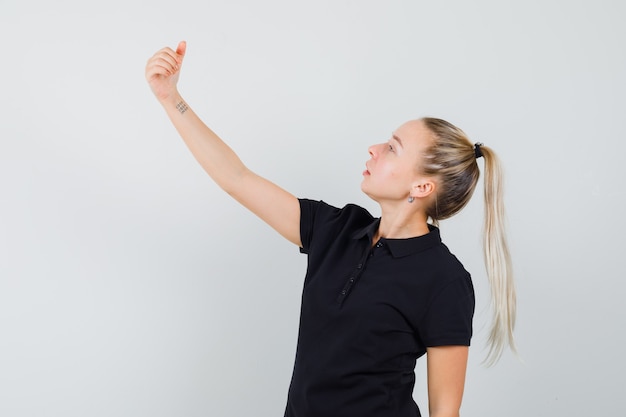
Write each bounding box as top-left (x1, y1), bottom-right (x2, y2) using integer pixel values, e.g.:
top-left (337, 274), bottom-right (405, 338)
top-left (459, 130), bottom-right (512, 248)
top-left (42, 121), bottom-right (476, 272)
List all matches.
top-left (351, 219), bottom-right (442, 258)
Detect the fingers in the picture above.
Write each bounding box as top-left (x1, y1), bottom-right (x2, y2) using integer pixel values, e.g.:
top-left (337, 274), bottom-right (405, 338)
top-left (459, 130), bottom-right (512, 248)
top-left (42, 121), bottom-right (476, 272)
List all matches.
top-left (148, 56), bottom-right (177, 76)
top-left (152, 49), bottom-right (178, 68)
top-left (158, 41), bottom-right (186, 67)
top-left (145, 42), bottom-right (187, 99)
top-left (145, 44), bottom-right (183, 78)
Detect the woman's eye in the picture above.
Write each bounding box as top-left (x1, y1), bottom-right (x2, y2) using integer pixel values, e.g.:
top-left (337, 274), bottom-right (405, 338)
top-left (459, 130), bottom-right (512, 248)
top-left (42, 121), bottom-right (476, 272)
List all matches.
top-left (388, 144), bottom-right (394, 152)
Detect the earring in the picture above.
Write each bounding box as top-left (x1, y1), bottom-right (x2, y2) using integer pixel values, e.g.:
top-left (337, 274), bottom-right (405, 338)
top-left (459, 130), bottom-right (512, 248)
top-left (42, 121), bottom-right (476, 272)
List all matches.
top-left (408, 196), bottom-right (415, 203)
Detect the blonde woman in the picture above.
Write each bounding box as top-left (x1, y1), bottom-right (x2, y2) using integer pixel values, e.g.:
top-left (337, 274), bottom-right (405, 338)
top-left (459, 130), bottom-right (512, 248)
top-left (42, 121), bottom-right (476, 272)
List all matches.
top-left (146, 41), bottom-right (516, 417)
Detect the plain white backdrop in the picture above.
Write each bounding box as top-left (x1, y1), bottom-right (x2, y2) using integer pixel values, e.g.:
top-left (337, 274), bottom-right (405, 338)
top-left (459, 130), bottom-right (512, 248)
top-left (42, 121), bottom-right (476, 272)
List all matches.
top-left (1, 0), bottom-right (625, 416)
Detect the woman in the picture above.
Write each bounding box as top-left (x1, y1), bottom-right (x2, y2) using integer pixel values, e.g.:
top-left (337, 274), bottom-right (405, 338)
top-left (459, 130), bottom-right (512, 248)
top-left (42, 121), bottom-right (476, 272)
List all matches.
top-left (145, 41), bottom-right (516, 417)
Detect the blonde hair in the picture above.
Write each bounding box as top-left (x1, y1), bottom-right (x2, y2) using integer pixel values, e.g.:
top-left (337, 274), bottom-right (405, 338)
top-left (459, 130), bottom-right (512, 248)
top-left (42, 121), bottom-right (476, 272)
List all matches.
top-left (420, 117), bottom-right (516, 366)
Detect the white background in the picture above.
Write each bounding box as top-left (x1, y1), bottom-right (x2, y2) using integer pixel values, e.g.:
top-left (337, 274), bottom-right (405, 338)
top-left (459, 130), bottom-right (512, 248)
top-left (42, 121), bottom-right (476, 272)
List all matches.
top-left (1, 0), bottom-right (625, 416)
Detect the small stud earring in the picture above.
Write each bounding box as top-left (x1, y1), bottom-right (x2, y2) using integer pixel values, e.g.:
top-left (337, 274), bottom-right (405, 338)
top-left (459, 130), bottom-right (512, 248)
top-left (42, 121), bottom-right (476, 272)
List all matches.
top-left (408, 196), bottom-right (415, 203)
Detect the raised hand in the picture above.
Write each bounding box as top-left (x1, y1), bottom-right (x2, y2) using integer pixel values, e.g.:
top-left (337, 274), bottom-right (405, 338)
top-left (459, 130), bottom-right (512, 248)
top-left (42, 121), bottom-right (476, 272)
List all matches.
top-left (145, 41), bottom-right (187, 102)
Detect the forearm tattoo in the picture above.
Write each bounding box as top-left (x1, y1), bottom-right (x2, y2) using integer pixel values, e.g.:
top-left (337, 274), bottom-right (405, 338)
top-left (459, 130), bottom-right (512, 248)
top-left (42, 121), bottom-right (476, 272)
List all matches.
top-left (176, 101), bottom-right (189, 114)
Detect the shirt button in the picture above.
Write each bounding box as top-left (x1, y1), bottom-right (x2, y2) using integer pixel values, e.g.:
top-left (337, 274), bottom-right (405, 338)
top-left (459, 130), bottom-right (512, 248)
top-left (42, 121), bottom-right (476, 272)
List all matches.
top-left (349, 278), bottom-right (354, 283)
top-left (357, 263), bottom-right (362, 269)
top-left (341, 290), bottom-right (347, 295)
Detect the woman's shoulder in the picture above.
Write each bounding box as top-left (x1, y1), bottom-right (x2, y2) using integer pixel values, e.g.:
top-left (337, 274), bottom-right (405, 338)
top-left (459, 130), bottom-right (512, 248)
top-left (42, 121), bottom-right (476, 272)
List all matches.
top-left (299, 198), bottom-right (374, 223)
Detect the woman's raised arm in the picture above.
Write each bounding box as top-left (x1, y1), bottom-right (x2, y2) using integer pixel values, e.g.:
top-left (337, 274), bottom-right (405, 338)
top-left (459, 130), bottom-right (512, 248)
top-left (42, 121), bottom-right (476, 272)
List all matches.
top-left (145, 41), bottom-right (301, 246)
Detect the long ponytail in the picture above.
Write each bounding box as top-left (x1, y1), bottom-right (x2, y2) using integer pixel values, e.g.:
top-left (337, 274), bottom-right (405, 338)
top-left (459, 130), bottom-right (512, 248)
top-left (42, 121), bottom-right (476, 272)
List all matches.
top-left (480, 146), bottom-right (517, 366)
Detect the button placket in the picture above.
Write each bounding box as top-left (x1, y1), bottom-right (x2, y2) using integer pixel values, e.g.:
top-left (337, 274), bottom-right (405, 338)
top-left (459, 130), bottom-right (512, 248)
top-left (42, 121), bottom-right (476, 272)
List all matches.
top-left (336, 250), bottom-right (370, 303)
top-left (370, 240), bottom-right (384, 257)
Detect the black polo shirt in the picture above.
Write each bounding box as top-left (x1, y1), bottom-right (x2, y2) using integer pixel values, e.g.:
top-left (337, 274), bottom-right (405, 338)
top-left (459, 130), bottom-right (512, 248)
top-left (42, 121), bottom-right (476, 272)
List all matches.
top-left (284, 199), bottom-right (475, 417)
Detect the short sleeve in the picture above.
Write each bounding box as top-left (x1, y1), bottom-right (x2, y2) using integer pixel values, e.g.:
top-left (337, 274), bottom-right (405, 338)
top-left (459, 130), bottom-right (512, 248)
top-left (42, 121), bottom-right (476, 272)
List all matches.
top-left (298, 199), bottom-right (368, 256)
top-left (419, 274), bottom-right (475, 347)
top-left (298, 198), bottom-right (321, 254)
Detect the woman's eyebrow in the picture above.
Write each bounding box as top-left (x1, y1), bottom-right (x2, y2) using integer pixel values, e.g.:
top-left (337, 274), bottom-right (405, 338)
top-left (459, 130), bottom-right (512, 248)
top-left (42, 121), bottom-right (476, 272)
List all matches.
top-left (392, 134), bottom-right (404, 148)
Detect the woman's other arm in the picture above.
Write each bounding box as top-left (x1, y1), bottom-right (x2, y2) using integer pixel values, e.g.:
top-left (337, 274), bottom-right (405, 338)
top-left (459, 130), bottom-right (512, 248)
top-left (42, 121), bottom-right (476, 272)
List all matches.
top-left (426, 345), bottom-right (469, 417)
top-left (145, 41), bottom-right (301, 246)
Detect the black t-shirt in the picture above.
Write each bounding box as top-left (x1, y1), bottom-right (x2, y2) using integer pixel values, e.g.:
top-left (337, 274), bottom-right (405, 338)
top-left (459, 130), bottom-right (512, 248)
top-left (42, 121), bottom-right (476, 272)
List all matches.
top-left (284, 199), bottom-right (475, 417)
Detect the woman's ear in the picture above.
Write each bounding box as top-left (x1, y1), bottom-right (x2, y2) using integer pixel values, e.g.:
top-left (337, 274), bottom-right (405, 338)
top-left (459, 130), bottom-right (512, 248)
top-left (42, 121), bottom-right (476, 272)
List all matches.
top-left (411, 180), bottom-right (436, 198)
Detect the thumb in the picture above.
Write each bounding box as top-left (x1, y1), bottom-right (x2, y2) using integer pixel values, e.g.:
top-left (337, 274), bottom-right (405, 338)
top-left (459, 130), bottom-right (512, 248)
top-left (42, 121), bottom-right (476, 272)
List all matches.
top-left (176, 40), bottom-right (187, 59)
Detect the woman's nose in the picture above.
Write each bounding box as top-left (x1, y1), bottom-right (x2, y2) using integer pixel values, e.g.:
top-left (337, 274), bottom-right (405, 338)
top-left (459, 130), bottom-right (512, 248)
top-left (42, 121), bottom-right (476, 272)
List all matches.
top-left (368, 144), bottom-right (378, 158)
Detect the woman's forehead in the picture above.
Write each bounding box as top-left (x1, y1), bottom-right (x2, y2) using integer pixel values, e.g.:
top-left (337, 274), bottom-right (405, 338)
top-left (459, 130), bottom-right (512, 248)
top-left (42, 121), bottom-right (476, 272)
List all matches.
top-left (394, 119), bottom-right (433, 148)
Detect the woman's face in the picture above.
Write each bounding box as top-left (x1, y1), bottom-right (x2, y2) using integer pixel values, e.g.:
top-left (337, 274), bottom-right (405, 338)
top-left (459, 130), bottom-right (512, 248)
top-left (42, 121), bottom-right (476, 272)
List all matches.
top-left (361, 119), bottom-right (433, 203)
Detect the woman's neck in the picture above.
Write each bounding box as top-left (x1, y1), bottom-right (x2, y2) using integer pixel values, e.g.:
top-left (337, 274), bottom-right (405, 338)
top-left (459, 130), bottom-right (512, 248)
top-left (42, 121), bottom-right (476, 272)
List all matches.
top-left (374, 203), bottom-right (430, 241)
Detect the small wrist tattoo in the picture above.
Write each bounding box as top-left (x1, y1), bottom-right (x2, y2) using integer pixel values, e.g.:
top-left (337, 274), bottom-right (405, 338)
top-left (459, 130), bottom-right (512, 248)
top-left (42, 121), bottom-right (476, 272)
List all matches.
top-left (176, 101), bottom-right (189, 114)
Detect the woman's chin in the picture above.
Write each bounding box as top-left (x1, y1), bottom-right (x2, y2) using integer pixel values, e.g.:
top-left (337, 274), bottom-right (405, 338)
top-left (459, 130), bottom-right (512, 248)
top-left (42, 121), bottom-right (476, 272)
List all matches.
top-left (360, 186), bottom-right (378, 202)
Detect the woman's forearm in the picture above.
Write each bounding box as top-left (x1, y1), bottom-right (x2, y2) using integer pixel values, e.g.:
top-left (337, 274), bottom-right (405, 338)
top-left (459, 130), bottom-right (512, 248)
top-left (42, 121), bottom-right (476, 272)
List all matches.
top-left (158, 92), bottom-right (248, 195)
